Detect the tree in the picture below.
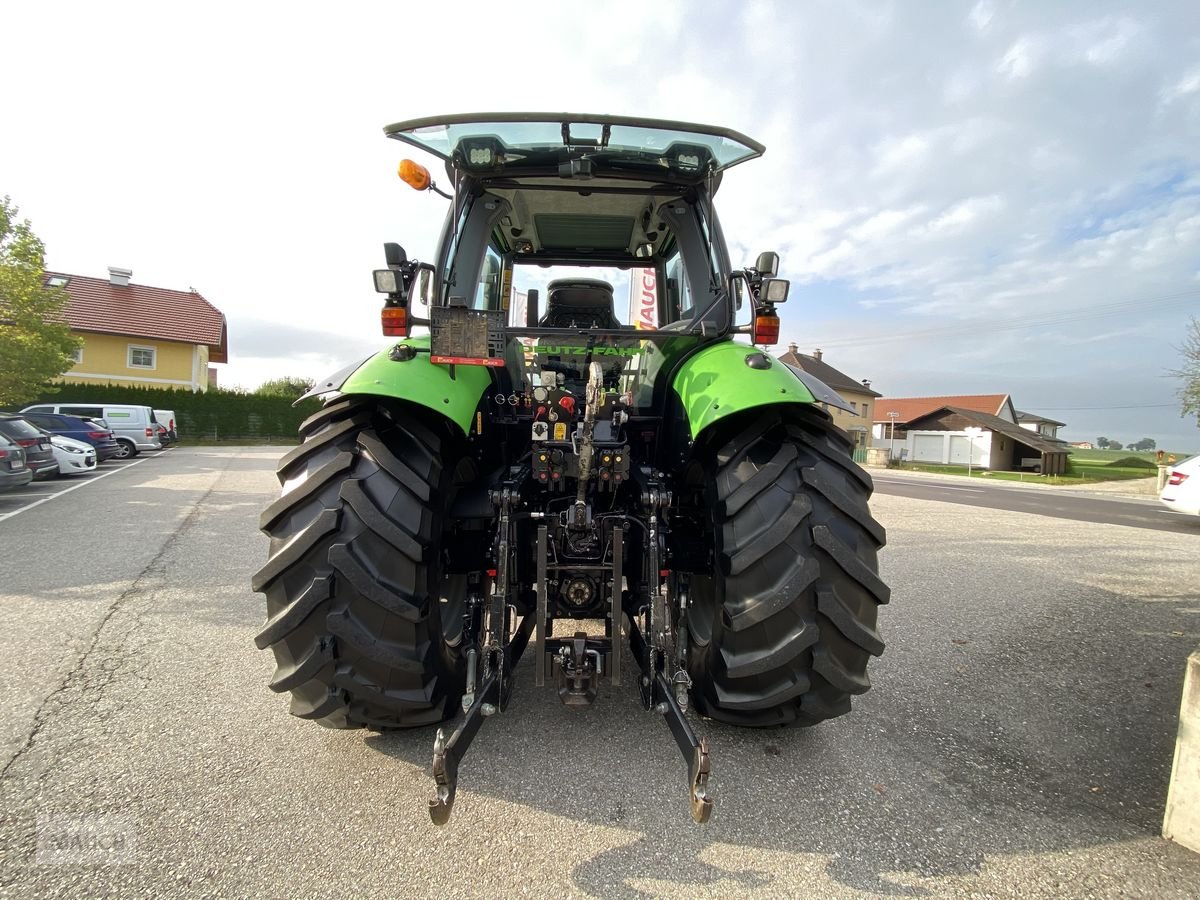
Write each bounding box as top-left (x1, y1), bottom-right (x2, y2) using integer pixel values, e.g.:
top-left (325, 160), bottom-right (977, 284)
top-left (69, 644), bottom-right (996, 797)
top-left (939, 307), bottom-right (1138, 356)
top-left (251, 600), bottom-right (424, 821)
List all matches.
top-left (0, 197), bottom-right (80, 407)
top-left (1130, 437), bottom-right (1156, 452)
top-left (1096, 436), bottom-right (1111, 449)
top-left (1109, 441), bottom-right (1124, 451)
top-left (1173, 317), bottom-right (1200, 427)
top-left (255, 375), bottom-right (315, 399)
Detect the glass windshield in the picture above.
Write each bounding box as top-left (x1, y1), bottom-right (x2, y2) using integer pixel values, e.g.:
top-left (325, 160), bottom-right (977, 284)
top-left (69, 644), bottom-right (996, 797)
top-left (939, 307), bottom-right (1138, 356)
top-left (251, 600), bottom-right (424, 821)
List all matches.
top-left (387, 114), bottom-right (763, 180)
top-left (462, 261), bottom-right (698, 412)
top-left (510, 264), bottom-right (659, 330)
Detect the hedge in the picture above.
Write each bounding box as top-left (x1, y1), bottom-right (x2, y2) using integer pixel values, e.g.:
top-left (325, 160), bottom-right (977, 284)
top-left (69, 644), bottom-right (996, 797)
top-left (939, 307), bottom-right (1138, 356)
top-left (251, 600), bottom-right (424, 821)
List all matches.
top-left (31, 382), bottom-right (320, 441)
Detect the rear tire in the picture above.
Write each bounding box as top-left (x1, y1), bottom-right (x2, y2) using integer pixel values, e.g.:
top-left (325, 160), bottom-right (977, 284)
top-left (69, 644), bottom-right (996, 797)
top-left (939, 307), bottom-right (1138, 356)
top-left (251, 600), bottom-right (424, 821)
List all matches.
top-left (686, 407), bottom-right (890, 727)
top-left (252, 396), bottom-right (472, 729)
top-left (113, 439), bottom-right (136, 459)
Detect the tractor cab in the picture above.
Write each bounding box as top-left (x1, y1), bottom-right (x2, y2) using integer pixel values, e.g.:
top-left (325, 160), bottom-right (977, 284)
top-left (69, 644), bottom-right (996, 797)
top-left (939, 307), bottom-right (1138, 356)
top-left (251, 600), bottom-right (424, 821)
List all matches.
top-left (371, 114), bottom-right (790, 410)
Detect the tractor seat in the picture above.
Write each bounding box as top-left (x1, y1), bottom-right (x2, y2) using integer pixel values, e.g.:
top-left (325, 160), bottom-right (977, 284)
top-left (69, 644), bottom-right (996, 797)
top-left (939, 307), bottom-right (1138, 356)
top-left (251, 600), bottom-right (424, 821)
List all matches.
top-left (539, 279), bottom-right (619, 329)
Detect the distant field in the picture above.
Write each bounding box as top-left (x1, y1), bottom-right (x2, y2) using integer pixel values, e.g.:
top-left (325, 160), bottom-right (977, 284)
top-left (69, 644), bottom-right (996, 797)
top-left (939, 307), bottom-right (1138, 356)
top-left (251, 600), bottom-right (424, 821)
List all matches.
top-left (1067, 448), bottom-right (1188, 464)
top-left (896, 446), bottom-right (1194, 484)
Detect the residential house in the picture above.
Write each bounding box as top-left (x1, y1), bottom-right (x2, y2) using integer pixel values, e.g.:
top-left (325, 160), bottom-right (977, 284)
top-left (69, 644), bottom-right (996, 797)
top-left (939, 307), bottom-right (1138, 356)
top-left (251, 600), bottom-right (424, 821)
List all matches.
top-left (47, 267), bottom-right (227, 392)
top-left (776, 344), bottom-right (880, 450)
top-left (873, 394), bottom-right (1069, 474)
top-left (1016, 410), bottom-right (1066, 442)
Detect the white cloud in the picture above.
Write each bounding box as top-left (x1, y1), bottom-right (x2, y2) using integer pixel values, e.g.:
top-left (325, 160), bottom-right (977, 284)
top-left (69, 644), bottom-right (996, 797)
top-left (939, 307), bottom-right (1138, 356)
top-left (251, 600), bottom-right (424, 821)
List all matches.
top-left (1162, 65), bottom-right (1200, 104)
top-left (2, 0), bottom-right (1198, 447)
top-left (998, 35), bottom-right (1046, 79)
top-left (1072, 16), bottom-right (1143, 66)
top-left (968, 1), bottom-right (996, 34)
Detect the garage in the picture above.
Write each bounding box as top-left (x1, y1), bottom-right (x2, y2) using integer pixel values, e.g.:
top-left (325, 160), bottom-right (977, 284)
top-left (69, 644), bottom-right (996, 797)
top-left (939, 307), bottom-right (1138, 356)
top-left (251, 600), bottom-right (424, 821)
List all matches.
top-left (912, 434), bottom-right (944, 463)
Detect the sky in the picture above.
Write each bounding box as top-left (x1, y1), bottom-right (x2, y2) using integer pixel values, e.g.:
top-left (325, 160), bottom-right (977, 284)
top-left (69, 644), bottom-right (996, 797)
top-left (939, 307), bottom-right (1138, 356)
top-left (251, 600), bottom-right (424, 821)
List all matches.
top-left (3, 0), bottom-right (1199, 451)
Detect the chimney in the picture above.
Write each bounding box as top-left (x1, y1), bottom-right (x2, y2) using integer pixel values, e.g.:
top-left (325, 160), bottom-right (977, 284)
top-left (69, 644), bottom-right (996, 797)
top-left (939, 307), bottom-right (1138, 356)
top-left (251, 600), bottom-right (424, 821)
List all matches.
top-left (861, 379), bottom-right (872, 389)
top-left (813, 348), bottom-right (823, 361)
top-left (787, 342), bottom-right (798, 355)
top-left (108, 266), bottom-right (132, 287)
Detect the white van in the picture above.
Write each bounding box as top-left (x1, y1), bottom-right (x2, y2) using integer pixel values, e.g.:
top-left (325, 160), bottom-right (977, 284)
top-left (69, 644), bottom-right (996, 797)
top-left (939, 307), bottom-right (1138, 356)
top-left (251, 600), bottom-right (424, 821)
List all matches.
top-left (21, 403), bottom-right (162, 459)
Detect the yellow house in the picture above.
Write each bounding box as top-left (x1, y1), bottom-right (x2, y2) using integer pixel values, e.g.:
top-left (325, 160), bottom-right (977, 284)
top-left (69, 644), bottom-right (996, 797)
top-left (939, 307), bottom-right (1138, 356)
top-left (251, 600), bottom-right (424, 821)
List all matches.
top-left (46, 267), bottom-right (227, 391)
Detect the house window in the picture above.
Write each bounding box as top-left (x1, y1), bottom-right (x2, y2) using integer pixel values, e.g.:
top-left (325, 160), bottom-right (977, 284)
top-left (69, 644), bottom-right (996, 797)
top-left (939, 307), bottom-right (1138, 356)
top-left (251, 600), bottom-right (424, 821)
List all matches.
top-left (47, 275), bottom-right (70, 287)
top-left (850, 401), bottom-right (858, 413)
top-left (128, 344), bottom-right (156, 369)
top-left (861, 404), bottom-right (869, 420)
top-left (70, 347), bottom-right (83, 364)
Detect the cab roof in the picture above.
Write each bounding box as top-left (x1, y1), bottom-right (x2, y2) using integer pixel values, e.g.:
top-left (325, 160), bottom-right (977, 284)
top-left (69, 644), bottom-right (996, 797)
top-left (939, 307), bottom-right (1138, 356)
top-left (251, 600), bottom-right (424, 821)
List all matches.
top-left (384, 113), bottom-right (764, 185)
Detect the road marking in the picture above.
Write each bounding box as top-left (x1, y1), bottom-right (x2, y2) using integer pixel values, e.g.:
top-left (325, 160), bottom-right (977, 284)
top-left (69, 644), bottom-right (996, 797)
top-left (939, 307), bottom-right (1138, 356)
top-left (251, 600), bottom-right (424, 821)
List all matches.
top-left (875, 479), bottom-right (985, 493)
top-left (0, 459), bottom-right (148, 523)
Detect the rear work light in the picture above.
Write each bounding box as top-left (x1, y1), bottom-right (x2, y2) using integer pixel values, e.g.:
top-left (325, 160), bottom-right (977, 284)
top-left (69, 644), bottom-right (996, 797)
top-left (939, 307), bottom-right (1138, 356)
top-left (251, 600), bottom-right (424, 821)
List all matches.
top-left (381, 305), bottom-right (408, 337)
top-left (752, 314), bottom-right (780, 345)
top-left (1169, 471), bottom-right (1189, 486)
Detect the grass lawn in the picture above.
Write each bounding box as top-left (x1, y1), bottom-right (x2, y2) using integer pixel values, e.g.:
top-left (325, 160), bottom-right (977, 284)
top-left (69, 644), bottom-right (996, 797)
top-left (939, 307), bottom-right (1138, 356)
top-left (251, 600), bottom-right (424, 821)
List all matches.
top-left (1068, 449), bottom-right (1163, 464)
top-left (894, 461), bottom-right (1156, 485)
top-left (891, 445), bottom-right (1195, 485)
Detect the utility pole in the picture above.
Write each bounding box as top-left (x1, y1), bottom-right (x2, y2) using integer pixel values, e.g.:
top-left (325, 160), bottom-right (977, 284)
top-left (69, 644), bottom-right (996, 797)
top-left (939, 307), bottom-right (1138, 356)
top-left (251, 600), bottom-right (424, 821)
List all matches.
top-left (888, 412), bottom-right (899, 462)
top-left (963, 426), bottom-right (984, 478)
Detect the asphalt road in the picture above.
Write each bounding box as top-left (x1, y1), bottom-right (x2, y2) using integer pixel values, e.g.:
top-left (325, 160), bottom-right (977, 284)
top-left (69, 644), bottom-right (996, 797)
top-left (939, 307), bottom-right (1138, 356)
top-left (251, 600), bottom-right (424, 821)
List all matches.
top-left (873, 472), bottom-right (1200, 535)
top-left (3, 447), bottom-right (1200, 898)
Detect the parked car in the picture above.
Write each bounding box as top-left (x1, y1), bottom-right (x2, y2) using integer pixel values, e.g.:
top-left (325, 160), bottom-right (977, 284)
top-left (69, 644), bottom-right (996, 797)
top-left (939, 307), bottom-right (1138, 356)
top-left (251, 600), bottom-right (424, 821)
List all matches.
top-left (0, 432), bottom-right (33, 492)
top-left (21, 403), bottom-right (161, 459)
top-left (0, 414), bottom-right (58, 479)
top-left (1160, 454), bottom-right (1200, 517)
top-left (18, 412), bottom-right (122, 462)
top-left (153, 409), bottom-right (178, 443)
top-left (154, 422), bottom-right (174, 447)
top-left (45, 432), bottom-right (97, 476)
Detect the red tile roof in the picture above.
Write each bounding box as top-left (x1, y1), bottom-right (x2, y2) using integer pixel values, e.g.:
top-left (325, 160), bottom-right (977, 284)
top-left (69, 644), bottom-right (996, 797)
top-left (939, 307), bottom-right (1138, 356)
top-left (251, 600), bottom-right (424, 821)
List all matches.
top-left (874, 394), bottom-right (1010, 424)
top-left (47, 272), bottom-right (228, 363)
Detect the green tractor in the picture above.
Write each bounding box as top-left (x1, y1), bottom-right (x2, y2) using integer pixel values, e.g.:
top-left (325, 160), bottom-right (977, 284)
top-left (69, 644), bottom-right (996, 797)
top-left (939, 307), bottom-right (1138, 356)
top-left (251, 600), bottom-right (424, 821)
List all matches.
top-left (253, 114), bottom-right (890, 824)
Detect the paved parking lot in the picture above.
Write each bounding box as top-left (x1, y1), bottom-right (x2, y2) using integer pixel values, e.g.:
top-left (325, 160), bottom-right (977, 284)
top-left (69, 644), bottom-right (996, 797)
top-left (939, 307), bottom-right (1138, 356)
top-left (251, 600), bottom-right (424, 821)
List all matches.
top-left (0, 450), bottom-right (169, 522)
top-left (2, 446), bottom-right (1200, 898)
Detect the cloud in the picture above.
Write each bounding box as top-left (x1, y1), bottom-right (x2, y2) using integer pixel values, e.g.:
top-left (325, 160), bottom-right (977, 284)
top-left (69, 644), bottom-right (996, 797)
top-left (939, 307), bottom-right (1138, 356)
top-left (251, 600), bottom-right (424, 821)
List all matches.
top-left (3, 1), bottom-right (1197, 447)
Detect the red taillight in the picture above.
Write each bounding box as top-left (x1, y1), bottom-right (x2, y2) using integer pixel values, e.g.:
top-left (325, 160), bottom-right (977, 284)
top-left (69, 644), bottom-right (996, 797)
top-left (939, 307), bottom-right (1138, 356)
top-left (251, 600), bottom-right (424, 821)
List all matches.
top-left (0, 450), bottom-right (7, 459)
top-left (87, 431), bottom-right (107, 439)
top-left (145, 428), bottom-right (153, 437)
top-left (752, 314), bottom-right (780, 345)
top-left (1169, 471), bottom-right (1189, 486)
top-left (16, 438), bottom-right (36, 448)
top-left (381, 305), bottom-right (408, 337)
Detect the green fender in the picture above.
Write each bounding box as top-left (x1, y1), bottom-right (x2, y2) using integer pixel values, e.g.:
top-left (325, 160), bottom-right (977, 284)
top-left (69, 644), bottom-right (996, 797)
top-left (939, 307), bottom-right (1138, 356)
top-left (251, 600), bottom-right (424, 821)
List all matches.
top-left (671, 341), bottom-right (817, 440)
top-left (339, 335), bottom-right (491, 436)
